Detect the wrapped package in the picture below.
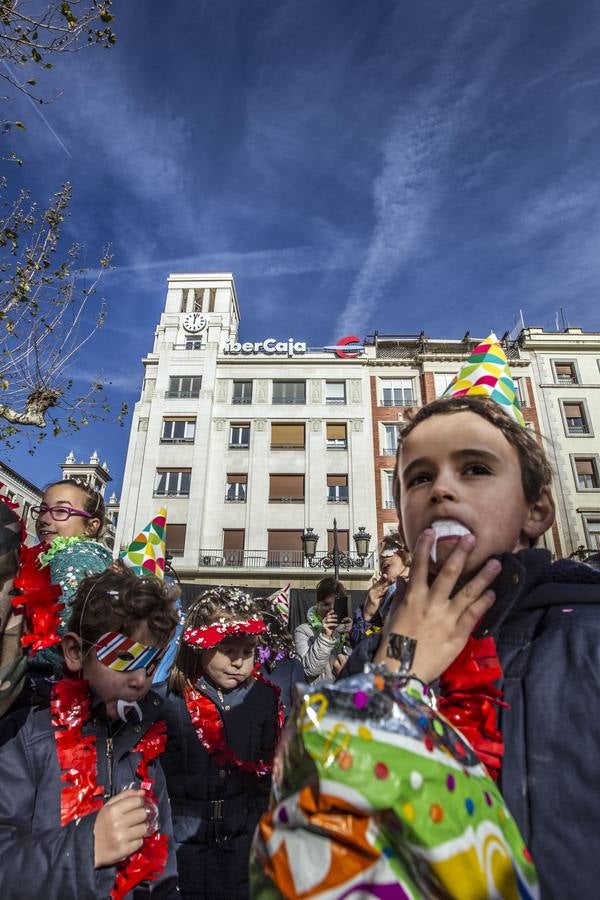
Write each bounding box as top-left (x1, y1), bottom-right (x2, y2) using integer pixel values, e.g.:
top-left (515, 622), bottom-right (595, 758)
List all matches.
top-left (251, 669), bottom-right (538, 899)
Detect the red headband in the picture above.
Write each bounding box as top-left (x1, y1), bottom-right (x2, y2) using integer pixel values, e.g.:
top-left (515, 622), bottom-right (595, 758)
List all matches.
top-left (183, 616), bottom-right (267, 650)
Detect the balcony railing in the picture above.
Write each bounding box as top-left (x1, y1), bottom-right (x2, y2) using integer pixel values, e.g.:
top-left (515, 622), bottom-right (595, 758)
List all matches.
top-left (199, 549), bottom-right (375, 569)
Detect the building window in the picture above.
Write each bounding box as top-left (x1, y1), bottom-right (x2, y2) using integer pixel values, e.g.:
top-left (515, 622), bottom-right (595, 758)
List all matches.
top-left (166, 523), bottom-right (186, 556)
top-left (269, 474), bottom-right (305, 502)
top-left (434, 373), bottom-right (454, 398)
top-left (154, 469), bottom-right (191, 497)
top-left (562, 401), bottom-right (590, 435)
top-left (380, 378), bottom-right (415, 407)
top-left (553, 361), bottom-right (578, 385)
top-left (327, 474), bottom-right (349, 503)
top-left (267, 530), bottom-right (304, 567)
top-left (232, 381), bottom-right (253, 404)
top-left (326, 423), bottom-right (347, 449)
top-left (272, 381), bottom-right (306, 404)
top-left (167, 375), bottom-right (201, 398)
top-left (382, 424), bottom-right (400, 455)
top-left (223, 529), bottom-right (245, 565)
top-left (584, 518), bottom-right (600, 550)
top-left (161, 418), bottom-right (196, 443)
top-left (21, 501), bottom-right (31, 525)
top-left (192, 289), bottom-right (203, 312)
top-left (208, 288), bottom-right (216, 312)
top-left (327, 529), bottom-right (349, 552)
top-left (271, 423), bottom-right (305, 449)
top-left (229, 423), bottom-right (250, 448)
top-left (185, 336), bottom-right (203, 350)
top-left (225, 474), bottom-right (247, 502)
top-left (514, 377), bottom-right (529, 408)
top-left (573, 457), bottom-right (600, 490)
top-left (383, 470), bottom-right (395, 508)
top-left (325, 381), bottom-right (346, 404)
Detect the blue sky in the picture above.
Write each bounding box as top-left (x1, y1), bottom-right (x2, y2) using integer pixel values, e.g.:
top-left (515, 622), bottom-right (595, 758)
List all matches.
top-left (5, 0), bottom-right (600, 494)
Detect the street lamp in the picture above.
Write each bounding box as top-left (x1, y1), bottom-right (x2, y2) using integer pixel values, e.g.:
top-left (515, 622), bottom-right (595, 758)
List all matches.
top-left (301, 518), bottom-right (372, 581)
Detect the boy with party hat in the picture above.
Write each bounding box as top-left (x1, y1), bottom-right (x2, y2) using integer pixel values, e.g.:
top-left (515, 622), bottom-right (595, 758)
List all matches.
top-left (346, 334), bottom-right (600, 899)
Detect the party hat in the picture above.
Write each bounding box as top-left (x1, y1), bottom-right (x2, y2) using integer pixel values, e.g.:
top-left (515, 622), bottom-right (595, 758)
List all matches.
top-left (442, 333), bottom-right (525, 426)
top-left (120, 508), bottom-right (167, 579)
top-left (265, 583), bottom-right (291, 625)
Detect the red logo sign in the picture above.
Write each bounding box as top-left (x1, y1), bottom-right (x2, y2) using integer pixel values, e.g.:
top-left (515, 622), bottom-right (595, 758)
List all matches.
top-left (335, 335), bottom-right (363, 359)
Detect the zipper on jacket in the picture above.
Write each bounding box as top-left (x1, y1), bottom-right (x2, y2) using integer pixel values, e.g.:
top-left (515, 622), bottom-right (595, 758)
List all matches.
top-left (106, 732), bottom-right (114, 797)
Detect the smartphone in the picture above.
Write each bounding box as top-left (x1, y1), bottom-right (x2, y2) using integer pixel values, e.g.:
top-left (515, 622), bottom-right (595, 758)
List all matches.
top-left (334, 595), bottom-right (350, 621)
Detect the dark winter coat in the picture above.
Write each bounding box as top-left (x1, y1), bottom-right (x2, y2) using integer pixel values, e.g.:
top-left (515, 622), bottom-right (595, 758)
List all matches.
top-left (0, 686), bottom-right (179, 899)
top-left (162, 676), bottom-right (279, 900)
top-left (344, 548), bottom-right (600, 900)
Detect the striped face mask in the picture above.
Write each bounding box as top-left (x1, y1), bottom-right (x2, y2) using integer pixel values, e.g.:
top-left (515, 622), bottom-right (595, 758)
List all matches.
top-left (94, 631), bottom-right (167, 676)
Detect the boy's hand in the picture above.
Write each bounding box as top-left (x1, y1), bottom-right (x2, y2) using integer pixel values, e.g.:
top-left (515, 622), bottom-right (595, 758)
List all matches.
top-left (94, 789), bottom-right (148, 868)
top-left (374, 530), bottom-right (501, 683)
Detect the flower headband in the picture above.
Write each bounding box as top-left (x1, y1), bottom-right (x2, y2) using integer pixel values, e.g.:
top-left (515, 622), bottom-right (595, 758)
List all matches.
top-left (183, 617), bottom-right (268, 650)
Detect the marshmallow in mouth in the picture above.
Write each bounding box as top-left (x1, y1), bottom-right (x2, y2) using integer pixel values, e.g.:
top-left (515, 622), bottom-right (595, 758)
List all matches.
top-left (430, 520), bottom-right (472, 563)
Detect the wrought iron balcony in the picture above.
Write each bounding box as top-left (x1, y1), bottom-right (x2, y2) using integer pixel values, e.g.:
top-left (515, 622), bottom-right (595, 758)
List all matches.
top-left (198, 548), bottom-right (375, 569)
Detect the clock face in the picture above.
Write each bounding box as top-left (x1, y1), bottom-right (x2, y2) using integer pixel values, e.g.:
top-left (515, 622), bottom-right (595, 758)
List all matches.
top-left (182, 313), bottom-right (207, 333)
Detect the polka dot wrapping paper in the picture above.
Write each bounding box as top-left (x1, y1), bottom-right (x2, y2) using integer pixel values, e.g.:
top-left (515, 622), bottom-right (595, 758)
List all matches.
top-left (250, 670), bottom-right (539, 899)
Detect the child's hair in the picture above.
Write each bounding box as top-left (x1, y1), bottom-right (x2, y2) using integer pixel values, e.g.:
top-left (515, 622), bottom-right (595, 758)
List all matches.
top-left (392, 396), bottom-right (553, 513)
top-left (379, 531), bottom-right (411, 566)
top-left (169, 587), bottom-right (258, 694)
top-left (315, 576), bottom-right (347, 606)
top-left (68, 566), bottom-right (179, 648)
top-left (43, 478), bottom-right (106, 538)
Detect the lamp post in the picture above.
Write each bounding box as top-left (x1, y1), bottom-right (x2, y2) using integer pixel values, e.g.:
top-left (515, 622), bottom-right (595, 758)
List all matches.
top-left (301, 518), bottom-right (372, 581)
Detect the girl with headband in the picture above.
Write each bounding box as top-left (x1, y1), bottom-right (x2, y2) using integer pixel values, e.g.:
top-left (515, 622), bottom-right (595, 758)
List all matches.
top-left (162, 587), bottom-right (283, 900)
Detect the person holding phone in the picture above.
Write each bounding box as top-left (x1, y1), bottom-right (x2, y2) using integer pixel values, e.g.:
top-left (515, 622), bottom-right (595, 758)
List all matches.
top-left (293, 577), bottom-right (351, 683)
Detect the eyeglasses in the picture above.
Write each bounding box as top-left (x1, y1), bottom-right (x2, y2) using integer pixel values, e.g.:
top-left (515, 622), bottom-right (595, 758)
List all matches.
top-left (31, 504), bottom-right (93, 522)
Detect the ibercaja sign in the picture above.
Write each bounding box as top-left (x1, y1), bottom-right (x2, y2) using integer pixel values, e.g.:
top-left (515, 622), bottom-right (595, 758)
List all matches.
top-left (221, 335), bottom-right (364, 359)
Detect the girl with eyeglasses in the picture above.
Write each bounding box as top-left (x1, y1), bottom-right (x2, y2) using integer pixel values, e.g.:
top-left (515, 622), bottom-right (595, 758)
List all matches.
top-left (29, 479), bottom-right (113, 678)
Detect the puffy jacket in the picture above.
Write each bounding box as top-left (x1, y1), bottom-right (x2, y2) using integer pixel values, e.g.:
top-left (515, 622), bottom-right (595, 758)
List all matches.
top-left (0, 686), bottom-right (179, 899)
top-left (293, 607), bottom-right (337, 682)
top-left (344, 548), bottom-right (600, 900)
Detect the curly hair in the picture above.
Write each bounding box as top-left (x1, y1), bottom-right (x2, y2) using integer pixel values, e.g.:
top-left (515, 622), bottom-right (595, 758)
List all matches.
top-left (169, 587), bottom-right (260, 694)
top-left (68, 566), bottom-right (179, 648)
top-left (392, 396), bottom-right (553, 513)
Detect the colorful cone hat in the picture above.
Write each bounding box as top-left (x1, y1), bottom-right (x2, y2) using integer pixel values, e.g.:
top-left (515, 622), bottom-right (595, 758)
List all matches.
top-left (265, 583), bottom-right (291, 626)
top-left (120, 507), bottom-right (167, 579)
top-left (442, 332), bottom-right (525, 426)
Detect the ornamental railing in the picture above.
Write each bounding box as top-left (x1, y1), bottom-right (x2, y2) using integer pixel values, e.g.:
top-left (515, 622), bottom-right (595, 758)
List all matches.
top-left (198, 549), bottom-right (375, 569)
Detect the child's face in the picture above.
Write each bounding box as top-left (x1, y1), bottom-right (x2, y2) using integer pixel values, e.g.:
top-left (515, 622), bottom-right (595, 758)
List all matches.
top-left (397, 410), bottom-right (546, 578)
top-left (64, 622), bottom-right (165, 720)
top-left (202, 635), bottom-right (258, 691)
top-left (36, 483), bottom-right (99, 542)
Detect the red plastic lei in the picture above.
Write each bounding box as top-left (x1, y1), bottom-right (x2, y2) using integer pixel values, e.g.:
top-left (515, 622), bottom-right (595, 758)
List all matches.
top-left (184, 669), bottom-right (284, 777)
top-left (438, 634), bottom-right (507, 780)
top-left (13, 542), bottom-right (64, 652)
top-left (51, 679), bottom-right (168, 897)
top-left (183, 616), bottom-right (268, 649)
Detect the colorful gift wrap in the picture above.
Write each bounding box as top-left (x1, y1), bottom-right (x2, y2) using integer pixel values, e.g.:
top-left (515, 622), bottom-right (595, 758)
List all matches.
top-left (251, 670), bottom-right (538, 899)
